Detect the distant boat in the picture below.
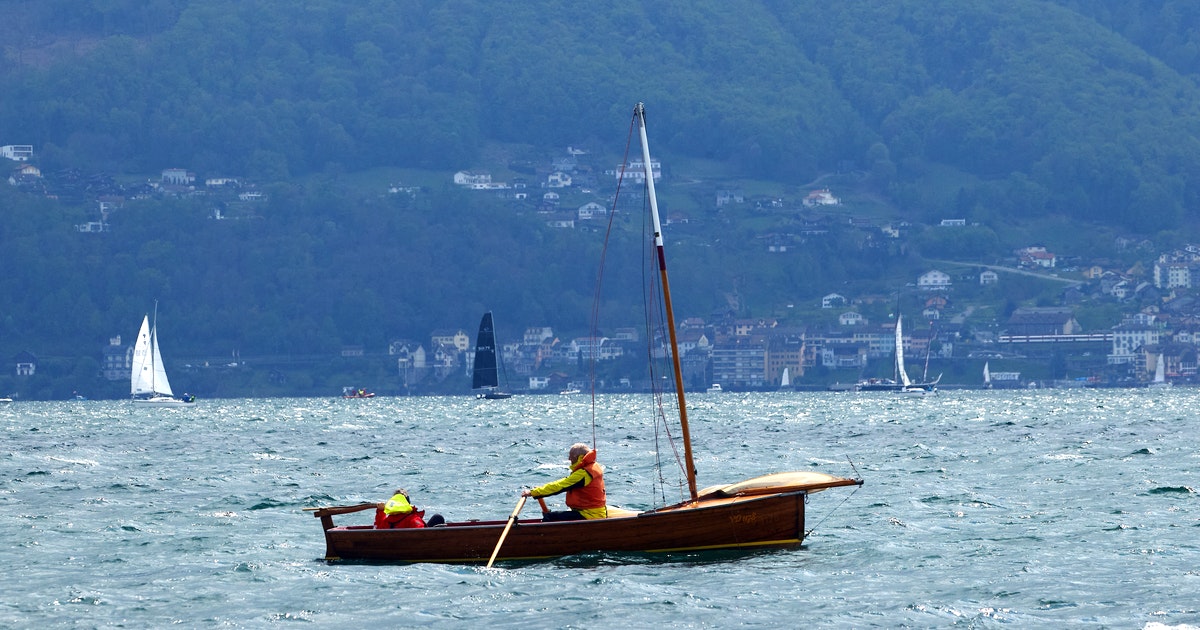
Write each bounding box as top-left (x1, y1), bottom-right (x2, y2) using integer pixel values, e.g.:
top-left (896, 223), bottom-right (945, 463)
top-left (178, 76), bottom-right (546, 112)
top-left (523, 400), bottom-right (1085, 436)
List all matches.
top-left (342, 387), bottom-right (376, 399)
top-left (0, 396), bottom-right (13, 404)
top-left (472, 311), bottom-right (513, 399)
top-left (706, 383), bottom-right (724, 394)
top-left (780, 368), bottom-right (791, 390)
top-left (896, 314), bottom-right (939, 395)
top-left (857, 314), bottom-right (940, 393)
top-left (1148, 354), bottom-right (1171, 389)
top-left (131, 303), bottom-right (196, 407)
top-left (983, 362), bottom-right (993, 389)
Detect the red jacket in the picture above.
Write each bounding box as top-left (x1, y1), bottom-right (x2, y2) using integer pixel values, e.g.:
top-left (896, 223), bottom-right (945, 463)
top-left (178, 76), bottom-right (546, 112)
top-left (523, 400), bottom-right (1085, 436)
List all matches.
top-left (374, 507), bottom-right (426, 529)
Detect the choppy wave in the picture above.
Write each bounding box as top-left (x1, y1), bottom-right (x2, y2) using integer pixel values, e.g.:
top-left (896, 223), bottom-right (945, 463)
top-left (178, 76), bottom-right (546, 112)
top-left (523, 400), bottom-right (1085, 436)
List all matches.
top-left (3, 390), bottom-right (1200, 626)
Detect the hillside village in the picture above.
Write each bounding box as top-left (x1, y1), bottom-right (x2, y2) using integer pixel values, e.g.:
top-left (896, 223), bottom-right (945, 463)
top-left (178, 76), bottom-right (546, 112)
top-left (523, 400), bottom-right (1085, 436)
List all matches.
top-left (7, 142), bottom-right (1200, 396)
top-left (76, 253), bottom-right (1200, 396)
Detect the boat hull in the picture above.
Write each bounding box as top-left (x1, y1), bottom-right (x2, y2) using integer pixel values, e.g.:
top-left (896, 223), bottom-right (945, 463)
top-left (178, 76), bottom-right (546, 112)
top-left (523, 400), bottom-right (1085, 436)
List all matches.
top-left (317, 491), bottom-right (809, 564)
top-left (133, 396), bottom-right (196, 407)
top-left (856, 381), bottom-right (937, 393)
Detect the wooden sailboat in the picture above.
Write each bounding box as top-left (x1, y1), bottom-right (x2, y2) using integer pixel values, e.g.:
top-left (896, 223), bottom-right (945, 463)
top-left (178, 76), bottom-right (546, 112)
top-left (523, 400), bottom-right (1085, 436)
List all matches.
top-left (308, 103), bottom-right (861, 564)
top-left (131, 303), bottom-right (196, 407)
top-left (472, 311), bottom-right (513, 399)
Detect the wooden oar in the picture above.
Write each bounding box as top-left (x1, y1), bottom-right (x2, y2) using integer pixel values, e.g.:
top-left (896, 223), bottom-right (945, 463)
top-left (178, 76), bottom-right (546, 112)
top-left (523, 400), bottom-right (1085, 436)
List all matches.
top-left (303, 502), bottom-right (378, 517)
top-left (486, 495), bottom-right (527, 568)
top-left (304, 502), bottom-right (379, 531)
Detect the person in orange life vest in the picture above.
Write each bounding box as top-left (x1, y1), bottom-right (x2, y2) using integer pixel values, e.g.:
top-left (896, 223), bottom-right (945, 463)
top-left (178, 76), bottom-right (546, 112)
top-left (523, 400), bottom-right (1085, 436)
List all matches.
top-left (373, 488), bottom-right (445, 528)
top-left (521, 443), bottom-right (607, 521)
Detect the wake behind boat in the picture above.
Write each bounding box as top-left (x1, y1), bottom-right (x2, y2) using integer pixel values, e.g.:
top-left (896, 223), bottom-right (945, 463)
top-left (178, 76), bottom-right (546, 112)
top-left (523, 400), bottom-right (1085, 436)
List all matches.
top-left (130, 303), bottom-right (196, 407)
top-left (309, 103), bottom-right (861, 564)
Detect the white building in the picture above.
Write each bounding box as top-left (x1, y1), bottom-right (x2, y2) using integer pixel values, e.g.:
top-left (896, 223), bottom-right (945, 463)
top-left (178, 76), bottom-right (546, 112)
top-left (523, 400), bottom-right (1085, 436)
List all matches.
top-left (614, 158), bottom-right (661, 183)
top-left (1108, 324), bottom-right (1161, 365)
top-left (0, 145), bottom-right (33, 161)
top-left (918, 270), bottom-right (952, 290)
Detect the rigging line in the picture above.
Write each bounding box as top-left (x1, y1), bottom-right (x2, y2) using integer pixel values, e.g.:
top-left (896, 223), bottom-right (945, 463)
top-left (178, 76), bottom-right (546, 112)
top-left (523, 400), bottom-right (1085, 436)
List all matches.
top-left (639, 170), bottom-right (687, 501)
top-left (804, 483), bottom-right (861, 538)
top-left (845, 455), bottom-right (863, 481)
top-left (806, 455), bottom-right (865, 537)
top-left (589, 112), bottom-right (639, 449)
top-left (633, 132), bottom-right (678, 506)
top-left (645, 276), bottom-right (683, 504)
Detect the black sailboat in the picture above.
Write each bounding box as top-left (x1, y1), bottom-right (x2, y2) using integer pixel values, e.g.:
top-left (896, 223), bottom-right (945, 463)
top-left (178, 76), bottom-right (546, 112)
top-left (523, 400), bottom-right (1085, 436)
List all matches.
top-left (472, 311), bottom-right (513, 399)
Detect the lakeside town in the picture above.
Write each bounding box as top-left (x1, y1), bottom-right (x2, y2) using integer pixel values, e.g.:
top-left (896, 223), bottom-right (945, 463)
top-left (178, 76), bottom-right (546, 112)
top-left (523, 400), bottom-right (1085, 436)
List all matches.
top-left (51, 244), bottom-right (1195, 398)
top-left (5, 142), bottom-right (1200, 397)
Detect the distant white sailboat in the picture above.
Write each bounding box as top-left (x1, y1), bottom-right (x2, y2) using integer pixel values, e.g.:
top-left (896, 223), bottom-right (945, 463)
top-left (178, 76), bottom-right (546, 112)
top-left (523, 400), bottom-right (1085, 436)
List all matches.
top-left (780, 367), bottom-right (791, 390)
top-left (895, 314), bottom-right (937, 395)
top-left (856, 313), bottom-right (940, 393)
top-left (983, 361), bottom-right (992, 389)
top-left (1148, 354), bottom-right (1171, 389)
top-left (131, 303), bottom-right (196, 407)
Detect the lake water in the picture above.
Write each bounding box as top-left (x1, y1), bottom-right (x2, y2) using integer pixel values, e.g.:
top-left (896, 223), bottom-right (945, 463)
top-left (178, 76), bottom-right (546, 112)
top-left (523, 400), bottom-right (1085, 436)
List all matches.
top-left (3, 390), bottom-right (1199, 628)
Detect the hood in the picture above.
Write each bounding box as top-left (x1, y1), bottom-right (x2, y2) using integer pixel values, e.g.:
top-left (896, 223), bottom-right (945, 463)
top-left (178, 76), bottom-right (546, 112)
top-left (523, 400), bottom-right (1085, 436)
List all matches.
top-left (571, 449), bottom-right (597, 470)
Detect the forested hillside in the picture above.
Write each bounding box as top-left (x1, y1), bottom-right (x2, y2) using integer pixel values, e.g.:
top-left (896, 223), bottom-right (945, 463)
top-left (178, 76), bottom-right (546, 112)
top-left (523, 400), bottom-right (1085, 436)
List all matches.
top-left (1, 1), bottom-right (1198, 398)
top-left (4, 1), bottom-right (1200, 229)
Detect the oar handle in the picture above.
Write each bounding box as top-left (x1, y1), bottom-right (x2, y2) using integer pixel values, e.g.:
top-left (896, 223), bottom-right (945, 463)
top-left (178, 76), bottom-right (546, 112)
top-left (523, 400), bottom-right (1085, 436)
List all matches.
top-left (486, 495), bottom-right (527, 568)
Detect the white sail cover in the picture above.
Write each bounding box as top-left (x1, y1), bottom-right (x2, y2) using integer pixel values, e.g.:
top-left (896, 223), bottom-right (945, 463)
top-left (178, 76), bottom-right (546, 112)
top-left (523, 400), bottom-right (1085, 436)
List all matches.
top-left (131, 314), bottom-right (174, 397)
top-left (895, 315), bottom-right (911, 387)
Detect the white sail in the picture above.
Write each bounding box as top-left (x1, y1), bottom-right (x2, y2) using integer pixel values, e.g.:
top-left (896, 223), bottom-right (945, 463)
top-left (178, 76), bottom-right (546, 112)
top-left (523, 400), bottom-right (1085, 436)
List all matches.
top-left (131, 308), bottom-right (183, 402)
top-left (1150, 354), bottom-right (1169, 388)
top-left (895, 315), bottom-right (912, 387)
top-left (781, 367), bottom-right (791, 388)
top-left (150, 325), bottom-right (174, 396)
top-left (983, 361), bottom-right (991, 385)
top-left (131, 316), bottom-right (154, 396)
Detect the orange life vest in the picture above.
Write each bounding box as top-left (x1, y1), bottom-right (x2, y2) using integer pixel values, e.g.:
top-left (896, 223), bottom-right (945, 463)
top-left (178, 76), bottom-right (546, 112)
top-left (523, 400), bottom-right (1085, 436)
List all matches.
top-left (565, 450), bottom-right (606, 510)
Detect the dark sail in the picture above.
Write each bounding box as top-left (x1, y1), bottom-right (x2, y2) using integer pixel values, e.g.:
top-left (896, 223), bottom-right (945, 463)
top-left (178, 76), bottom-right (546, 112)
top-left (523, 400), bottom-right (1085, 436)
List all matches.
top-left (472, 312), bottom-right (499, 390)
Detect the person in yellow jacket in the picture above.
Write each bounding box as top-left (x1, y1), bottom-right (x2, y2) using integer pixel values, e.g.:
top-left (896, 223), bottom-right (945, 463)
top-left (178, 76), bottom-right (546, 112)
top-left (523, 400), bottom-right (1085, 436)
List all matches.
top-left (521, 442), bottom-right (607, 521)
top-left (373, 488), bottom-right (445, 528)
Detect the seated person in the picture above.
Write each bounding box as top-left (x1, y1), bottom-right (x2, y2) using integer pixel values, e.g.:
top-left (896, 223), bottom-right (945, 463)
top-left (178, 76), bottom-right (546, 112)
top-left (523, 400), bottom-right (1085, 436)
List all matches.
top-left (521, 443), bottom-right (607, 521)
top-left (373, 488), bottom-right (444, 528)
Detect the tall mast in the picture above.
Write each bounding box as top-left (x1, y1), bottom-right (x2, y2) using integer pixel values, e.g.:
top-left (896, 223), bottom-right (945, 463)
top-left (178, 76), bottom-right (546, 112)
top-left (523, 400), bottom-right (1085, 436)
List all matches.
top-left (634, 103), bottom-right (698, 501)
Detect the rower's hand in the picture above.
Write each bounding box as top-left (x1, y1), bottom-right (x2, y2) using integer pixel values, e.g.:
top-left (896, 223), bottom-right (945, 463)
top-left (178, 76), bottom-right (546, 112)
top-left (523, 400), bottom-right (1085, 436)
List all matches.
top-left (520, 489), bottom-right (532, 497)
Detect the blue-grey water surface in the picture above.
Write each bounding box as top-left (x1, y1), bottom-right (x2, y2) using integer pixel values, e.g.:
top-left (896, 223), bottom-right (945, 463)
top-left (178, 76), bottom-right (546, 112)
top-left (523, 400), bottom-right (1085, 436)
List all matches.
top-left (3, 389), bottom-right (1198, 628)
